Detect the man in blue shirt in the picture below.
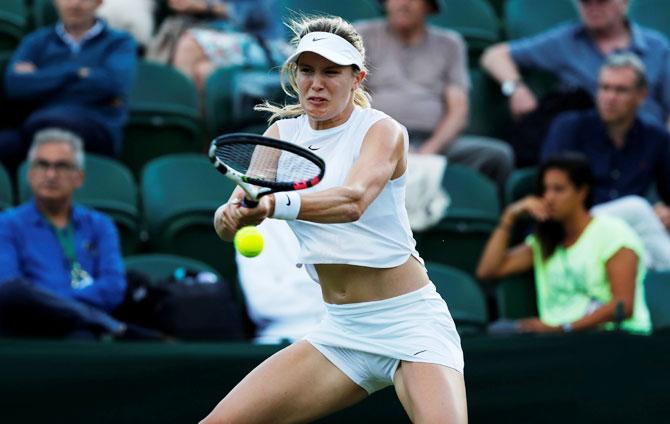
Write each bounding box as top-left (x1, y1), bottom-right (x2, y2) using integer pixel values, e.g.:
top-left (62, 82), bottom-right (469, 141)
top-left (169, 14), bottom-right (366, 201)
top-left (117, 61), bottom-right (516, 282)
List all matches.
top-left (0, 0), bottom-right (136, 172)
top-left (542, 53), bottom-right (670, 270)
top-left (481, 0), bottom-right (670, 128)
top-left (0, 128), bottom-right (145, 338)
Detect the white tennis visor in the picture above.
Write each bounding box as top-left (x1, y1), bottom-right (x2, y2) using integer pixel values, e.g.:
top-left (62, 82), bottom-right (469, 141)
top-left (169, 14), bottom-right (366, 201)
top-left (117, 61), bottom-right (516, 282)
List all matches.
top-left (285, 32), bottom-right (364, 70)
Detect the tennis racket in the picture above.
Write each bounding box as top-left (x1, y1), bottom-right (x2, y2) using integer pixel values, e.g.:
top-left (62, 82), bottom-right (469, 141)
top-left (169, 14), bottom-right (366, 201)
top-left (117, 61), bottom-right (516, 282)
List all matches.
top-left (208, 132), bottom-right (326, 208)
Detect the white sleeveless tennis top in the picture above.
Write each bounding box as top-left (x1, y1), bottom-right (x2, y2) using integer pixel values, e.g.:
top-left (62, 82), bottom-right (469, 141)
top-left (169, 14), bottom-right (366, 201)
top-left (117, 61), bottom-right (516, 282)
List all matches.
top-left (276, 106), bottom-right (423, 279)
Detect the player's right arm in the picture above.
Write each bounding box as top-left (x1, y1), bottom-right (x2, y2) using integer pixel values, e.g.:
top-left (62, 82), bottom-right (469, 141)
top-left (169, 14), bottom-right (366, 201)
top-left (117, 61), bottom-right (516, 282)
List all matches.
top-left (214, 124), bottom-right (281, 241)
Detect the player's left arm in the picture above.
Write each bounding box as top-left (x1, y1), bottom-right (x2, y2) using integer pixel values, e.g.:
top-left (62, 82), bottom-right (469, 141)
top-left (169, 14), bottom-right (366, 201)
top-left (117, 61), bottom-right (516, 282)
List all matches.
top-left (289, 118), bottom-right (404, 223)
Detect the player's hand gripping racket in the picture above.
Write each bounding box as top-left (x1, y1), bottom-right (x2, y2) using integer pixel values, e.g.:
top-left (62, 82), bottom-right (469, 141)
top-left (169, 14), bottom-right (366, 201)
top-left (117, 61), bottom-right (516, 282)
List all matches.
top-left (209, 132), bottom-right (325, 211)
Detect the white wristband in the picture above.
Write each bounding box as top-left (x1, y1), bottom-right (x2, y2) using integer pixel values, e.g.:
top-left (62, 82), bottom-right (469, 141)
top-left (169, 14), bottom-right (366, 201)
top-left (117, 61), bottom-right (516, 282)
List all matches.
top-left (272, 192), bottom-right (301, 220)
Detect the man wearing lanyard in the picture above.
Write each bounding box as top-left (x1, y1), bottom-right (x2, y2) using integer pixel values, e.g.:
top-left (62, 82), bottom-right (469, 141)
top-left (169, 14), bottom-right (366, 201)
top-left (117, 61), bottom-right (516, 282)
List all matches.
top-left (0, 128), bottom-right (152, 339)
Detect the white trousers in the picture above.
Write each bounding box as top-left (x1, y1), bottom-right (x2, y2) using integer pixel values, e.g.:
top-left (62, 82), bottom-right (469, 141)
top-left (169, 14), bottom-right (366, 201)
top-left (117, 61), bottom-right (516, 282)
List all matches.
top-left (591, 195), bottom-right (670, 270)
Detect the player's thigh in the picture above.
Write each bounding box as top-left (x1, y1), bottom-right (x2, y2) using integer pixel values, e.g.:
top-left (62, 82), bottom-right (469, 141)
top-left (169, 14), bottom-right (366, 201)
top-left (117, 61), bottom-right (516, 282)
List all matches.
top-left (200, 340), bottom-right (368, 424)
top-left (394, 361), bottom-right (468, 424)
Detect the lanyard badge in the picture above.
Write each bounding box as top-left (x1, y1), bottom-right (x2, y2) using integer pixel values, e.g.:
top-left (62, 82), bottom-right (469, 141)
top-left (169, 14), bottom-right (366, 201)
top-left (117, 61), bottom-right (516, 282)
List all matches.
top-left (71, 262), bottom-right (94, 289)
top-left (50, 221), bottom-right (94, 290)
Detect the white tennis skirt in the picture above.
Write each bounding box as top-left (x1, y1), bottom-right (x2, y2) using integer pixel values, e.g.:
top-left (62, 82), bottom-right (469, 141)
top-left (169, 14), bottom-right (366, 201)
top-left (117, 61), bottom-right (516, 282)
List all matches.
top-left (305, 282), bottom-right (464, 393)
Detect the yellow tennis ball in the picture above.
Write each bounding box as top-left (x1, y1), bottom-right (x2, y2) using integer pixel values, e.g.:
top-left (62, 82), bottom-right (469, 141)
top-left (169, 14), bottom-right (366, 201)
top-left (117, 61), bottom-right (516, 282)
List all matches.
top-left (234, 226), bottom-right (264, 258)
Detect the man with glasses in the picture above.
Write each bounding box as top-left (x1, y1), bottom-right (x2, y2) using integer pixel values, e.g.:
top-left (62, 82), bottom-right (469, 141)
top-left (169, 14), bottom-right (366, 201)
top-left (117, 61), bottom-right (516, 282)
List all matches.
top-left (482, 0), bottom-right (670, 126)
top-left (480, 0), bottom-right (670, 166)
top-left (542, 53), bottom-right (670, 270)
top-left (0, 128), bottom-right (155, 339)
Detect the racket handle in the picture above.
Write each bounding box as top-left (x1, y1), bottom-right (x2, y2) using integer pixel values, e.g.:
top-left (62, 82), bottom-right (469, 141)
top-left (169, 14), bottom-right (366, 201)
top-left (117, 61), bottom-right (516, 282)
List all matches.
top-left (242, 197), bottom-right (258, 208)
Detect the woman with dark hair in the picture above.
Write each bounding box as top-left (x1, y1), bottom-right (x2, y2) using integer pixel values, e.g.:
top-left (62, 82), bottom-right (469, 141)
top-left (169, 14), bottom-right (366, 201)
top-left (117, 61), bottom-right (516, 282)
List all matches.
top-left (477, 153), bottom-right (651, 334)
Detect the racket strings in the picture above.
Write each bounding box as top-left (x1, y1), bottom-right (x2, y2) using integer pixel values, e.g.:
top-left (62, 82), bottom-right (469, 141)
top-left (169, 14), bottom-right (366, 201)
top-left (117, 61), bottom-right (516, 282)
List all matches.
top-left (215, 144), bottom-right (321, 184)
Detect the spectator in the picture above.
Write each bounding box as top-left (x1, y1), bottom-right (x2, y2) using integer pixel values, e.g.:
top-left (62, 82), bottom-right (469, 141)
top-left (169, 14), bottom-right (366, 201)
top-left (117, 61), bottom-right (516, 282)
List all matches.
top-left (171, 0), bottom-right (288, 90)
top-left (0, 129), bottom-right (156, 340)
top-left (236, 220), bottom-right (324, 344)
top-left (477, 153), bottom-right (651, 335)
top-left (97, 0), bottom-right (156, 51)
top-left (0, 0), bottom-right (136, 172)
top-left (481, 0), bottom-right (670, 126)
top-left (542, 53), bottom-right (670, 270)
top-left (356, 0), bottom-right (514, 193)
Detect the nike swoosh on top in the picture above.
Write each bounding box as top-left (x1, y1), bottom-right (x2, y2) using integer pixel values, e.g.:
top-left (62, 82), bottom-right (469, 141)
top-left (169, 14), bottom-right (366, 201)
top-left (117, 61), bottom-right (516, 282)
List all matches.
top-left (286, 195), bottom-right (291, 206)
top-left (312, 37), bottom-right (327, 42)
top-left (308, 145), bottom-right (320, 150)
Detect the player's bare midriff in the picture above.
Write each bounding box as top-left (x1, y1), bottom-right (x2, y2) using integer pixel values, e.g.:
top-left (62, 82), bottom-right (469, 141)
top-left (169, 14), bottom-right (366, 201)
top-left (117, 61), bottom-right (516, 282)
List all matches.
top-left (316, 256), bottom-right (430, 304)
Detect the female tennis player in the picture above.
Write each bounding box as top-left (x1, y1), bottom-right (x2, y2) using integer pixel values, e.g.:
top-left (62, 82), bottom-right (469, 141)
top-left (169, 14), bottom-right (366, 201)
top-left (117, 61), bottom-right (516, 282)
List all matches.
top-left (206, 15), bottom-right (467, 423)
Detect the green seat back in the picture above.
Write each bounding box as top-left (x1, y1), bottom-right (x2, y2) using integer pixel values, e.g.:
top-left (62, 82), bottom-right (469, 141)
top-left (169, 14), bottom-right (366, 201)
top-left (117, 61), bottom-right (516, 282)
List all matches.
top-left (205, 67), bottom-right (284, 138)
top-left (124, 253), bottom-right (221, 283)
top-left (140, 154), bottom-right (238, 282)
top-left (443, 164), bottom-right (500, 220)
top-left (0, 162), bottom-right (13, 210)
top-left (18, 154), bottom-right (141, 254)
top-left (31, 0), bottom-right (58, 29)
top-left (276, 0), bottom-right (382, 23)
top-left (0, 51), bottom-right (13, 127)
top-left (0, 0), bottom-right (26, 52)
top-left (415, 165), bottom-right (499, 275)
top-left (486, 0), bottom-right (505, 17)
top-left (504, 166), bottom-right (538, 206)
top-left (505, 0), bottom-right (578, 39)
top-left (629, 0), bottom-right (670, 41)
top-left (122, 60), bottom-right (203, 176)
top-left (466, 68), bottom-right (511, 139)
top-left (644, 270), bottom-right (670, 331)
top-left (495, 271), bottom-right (537, 319)
top-left (430, 0), bottom-right (500, 59)
top-left (426, 262), bottom-right (489, 334)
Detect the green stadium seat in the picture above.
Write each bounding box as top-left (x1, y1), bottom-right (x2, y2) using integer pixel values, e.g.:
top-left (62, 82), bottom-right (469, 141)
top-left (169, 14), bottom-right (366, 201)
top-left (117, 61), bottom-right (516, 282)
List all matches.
top-left (0, 0), bottom-right (26, 53)
top-left (124, 253), bottom-right (221, 282)
top-left (276, 0), bottom-right (382, 24)
top-left (494, 271), bottom-right (537, 319)
top-left (629, 0), bottom-right (670, 41)
top-left (18, 154), bottom-right (142, 255)
top-left (430, 0), bottom-right (500, 60)
top-left (466, 67), bottom-right (510, 139)
top-left (31, 0), bottom-right (58, 29)
top-left (0, 162), bottom-right (13, 210)
top-left (415, 164), bottom-right (500, 275)
top-left (504, 166), bottom-right (538, 206)
top-left (204, 66), bottom-right (284, 139)
top-left (486, 0), bottom-right (506, 17)
top-left (644, 269), bottom-right (670, 331)
top-left (426, 262), bottom-right (489, 334)
top-left (0, 51), bottom-right (14, 128)
top-left (504, 0), bottom-right (578, 40)
top-left (121, 60), bottom-right (203, 177)
top-left (140, 153), bottom-right (238, 283)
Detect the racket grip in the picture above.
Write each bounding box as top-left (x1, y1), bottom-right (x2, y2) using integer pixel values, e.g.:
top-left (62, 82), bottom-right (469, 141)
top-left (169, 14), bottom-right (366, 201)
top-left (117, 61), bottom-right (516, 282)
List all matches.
top-left (242, 197), bottom-right (259, 208)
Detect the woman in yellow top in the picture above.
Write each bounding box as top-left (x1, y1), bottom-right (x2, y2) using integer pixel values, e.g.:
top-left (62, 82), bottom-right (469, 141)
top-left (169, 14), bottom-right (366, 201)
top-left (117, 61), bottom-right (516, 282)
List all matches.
top-left (477, 153), bottom-right (651, 334)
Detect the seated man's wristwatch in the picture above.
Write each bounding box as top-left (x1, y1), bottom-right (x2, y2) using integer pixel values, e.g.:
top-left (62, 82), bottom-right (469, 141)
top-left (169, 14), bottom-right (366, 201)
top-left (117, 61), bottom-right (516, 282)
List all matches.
top-left (501, 79), bottom-right (521, 97)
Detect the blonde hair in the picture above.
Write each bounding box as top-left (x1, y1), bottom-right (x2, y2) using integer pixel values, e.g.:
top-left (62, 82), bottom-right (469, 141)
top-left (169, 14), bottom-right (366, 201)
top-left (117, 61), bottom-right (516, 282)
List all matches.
top-left (255, 15), bottom-right (371, 123)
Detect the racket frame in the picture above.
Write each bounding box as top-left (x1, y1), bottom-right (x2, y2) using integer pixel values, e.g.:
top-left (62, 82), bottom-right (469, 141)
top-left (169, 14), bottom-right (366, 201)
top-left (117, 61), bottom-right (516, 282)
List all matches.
top-left (208, 133), bottom-right (325, 205)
